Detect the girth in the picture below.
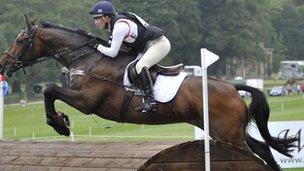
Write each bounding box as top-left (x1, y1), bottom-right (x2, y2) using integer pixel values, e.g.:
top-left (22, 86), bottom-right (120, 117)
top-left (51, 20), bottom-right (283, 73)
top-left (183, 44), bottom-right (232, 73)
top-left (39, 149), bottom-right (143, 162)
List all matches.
top-left (119, 91), bottom-right (135, 122)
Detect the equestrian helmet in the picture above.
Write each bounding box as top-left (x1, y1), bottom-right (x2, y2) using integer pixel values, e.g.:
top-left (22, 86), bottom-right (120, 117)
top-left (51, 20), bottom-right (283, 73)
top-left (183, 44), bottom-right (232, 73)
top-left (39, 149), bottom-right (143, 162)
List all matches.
top-left (89, 1), bottom-right (116, 19)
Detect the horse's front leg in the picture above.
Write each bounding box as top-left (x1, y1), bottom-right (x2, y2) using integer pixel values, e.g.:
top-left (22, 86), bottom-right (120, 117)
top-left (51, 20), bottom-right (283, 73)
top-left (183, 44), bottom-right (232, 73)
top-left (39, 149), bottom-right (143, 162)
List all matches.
top-left (44, 83), bottom-right (91, 136)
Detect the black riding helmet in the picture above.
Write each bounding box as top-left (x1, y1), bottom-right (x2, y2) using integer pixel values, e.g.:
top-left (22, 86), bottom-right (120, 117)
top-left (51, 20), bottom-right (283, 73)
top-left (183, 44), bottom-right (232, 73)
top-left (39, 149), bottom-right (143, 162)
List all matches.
top-left (89, 1), bottom-right (116, 19)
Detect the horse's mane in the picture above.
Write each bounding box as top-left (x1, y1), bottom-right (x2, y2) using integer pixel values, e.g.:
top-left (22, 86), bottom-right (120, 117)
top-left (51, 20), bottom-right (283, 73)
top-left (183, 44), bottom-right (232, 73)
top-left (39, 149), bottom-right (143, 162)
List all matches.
top-left (40, 20), bottom-right (112, 47)
top-left (40, 20), bottom-right (136, 57)
top-left (40, 20), bottom-right (94, 39)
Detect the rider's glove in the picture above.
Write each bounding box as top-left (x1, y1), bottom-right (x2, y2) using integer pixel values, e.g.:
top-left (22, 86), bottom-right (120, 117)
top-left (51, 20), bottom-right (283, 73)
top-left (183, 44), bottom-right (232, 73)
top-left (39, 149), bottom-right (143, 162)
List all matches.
top-left (87, 38), bottom-right (99, 49)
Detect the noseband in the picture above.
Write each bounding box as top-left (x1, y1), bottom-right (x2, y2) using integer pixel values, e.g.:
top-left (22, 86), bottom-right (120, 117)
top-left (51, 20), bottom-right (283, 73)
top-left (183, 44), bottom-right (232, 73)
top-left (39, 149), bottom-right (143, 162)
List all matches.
top-left (3, 25), bottom-right (38, 69)
top-left (3, 50), bottom-right (24, 68)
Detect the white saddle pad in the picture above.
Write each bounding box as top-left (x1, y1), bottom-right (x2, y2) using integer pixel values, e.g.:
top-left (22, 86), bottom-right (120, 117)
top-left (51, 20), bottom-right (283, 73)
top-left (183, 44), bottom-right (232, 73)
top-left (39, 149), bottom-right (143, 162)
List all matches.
top-left (152, 72), bottom-right (187, 102)
top-left (123, 60), bottom-right (187, 103)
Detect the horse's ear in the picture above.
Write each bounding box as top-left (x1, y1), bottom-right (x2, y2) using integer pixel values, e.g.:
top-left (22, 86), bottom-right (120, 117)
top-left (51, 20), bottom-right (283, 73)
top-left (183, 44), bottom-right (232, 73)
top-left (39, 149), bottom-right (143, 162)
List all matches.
top-left (32, 19), bottom-right (37, 25)
top-left (24, 14), bottom-right (33, 29)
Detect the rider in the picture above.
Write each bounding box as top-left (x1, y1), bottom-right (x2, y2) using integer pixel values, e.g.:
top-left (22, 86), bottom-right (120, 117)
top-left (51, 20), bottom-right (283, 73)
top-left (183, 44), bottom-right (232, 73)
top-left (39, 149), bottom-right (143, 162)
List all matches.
top-left (89, 1), bottom-right (171, 112)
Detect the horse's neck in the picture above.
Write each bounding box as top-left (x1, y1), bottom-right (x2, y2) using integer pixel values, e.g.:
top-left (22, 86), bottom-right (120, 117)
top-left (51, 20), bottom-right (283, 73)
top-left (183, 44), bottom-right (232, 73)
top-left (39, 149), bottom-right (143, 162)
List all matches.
top-left (40, 28), bottom-right (93, 67)
top-left (39, 28), bottom-right (136, 79)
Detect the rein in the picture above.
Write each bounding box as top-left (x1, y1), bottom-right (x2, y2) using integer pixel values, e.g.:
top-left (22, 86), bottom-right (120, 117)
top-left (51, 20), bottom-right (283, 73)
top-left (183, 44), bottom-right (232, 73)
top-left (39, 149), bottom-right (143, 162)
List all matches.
top-left (54, 42), bottom-right (93, 64)
top-left (89, 73), bottom-right (129, 88)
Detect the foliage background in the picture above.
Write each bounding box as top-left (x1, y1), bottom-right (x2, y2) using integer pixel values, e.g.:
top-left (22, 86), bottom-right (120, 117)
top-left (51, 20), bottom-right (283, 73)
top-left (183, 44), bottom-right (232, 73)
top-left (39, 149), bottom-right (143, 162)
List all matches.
top-left (0, 0), bottom-right (304, 98)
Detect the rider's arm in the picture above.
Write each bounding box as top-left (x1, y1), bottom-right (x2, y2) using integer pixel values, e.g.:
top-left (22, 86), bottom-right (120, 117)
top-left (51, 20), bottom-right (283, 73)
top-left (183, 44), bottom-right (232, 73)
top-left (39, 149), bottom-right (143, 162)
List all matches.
top-left (96, 22), bottom-right (129, 58)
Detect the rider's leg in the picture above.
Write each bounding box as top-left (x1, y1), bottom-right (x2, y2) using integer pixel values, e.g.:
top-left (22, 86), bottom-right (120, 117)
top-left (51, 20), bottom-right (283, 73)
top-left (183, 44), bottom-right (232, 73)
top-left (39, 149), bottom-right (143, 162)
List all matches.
top-left (135, 36), bottom-right (171, 112)
top-left (136, 67), bottom-right (156, 112)
top-left (135, 36), bottom-right (171, 72)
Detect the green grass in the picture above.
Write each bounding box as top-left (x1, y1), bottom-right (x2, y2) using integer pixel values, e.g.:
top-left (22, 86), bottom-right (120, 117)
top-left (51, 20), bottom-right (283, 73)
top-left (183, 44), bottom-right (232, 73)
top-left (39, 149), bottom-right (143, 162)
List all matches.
top-left (268, 94), bottom-right (304, 121)
top-left (3, 101), bottom-right (194, 141)
top-left (4, 94), bottom-right (303, 140)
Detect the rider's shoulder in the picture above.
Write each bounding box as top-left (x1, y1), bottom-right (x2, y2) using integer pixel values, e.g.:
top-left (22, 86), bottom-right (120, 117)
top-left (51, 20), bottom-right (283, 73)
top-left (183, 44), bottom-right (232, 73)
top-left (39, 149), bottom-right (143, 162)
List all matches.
top-left (114, 18), bottom-right (136, 29)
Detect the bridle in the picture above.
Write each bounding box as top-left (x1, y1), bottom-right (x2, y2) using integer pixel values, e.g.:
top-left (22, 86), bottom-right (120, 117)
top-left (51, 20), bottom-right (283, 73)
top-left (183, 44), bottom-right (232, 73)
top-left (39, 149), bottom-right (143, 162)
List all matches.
top-left (3, 25), bottom-right (40, 70)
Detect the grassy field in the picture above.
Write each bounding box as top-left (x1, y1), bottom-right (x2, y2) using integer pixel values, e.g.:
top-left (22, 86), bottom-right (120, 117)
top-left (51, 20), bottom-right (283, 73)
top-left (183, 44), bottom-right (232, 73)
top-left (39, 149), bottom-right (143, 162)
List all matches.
top-left (4, 94), bottom-right (304, 140)
top-left (3, 101), bottom-right (194, 141)
top-left (2, 93), bottom-right (304, 171)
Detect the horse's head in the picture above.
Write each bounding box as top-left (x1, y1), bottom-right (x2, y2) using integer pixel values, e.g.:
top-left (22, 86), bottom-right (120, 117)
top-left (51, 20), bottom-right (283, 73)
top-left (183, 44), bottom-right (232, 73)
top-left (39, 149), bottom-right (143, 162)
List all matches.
top-left (0, 15), bottom-right (46, 77)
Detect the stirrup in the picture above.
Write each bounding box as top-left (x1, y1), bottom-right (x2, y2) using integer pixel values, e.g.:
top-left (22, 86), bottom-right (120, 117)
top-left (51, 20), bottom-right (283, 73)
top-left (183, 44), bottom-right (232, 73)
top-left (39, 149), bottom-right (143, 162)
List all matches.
top-left (135, 102), bottom-right (156, 113)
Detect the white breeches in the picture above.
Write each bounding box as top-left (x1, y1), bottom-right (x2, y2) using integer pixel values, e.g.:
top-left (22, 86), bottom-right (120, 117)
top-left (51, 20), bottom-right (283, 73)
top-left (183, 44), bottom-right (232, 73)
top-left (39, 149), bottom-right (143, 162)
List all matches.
top-left (135, 36), bottom-right (171, 74)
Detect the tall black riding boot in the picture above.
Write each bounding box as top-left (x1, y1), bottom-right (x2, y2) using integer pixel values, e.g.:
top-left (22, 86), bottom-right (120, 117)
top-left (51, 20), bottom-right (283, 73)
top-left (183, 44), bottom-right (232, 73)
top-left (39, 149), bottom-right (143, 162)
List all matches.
top-left (135, 67), bottom-right (156, 112)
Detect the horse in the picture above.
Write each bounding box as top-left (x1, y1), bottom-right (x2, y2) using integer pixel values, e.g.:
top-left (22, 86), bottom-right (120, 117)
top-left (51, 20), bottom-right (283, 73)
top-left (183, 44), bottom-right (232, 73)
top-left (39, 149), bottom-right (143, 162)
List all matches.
top-left (0, 16), bottom-right (298, 171)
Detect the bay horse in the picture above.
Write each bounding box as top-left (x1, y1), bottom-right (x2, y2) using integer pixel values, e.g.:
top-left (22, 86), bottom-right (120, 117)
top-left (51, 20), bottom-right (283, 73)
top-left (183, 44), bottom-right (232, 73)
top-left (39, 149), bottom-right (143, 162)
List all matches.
top-left (0, 16), bottom-right (298, 171)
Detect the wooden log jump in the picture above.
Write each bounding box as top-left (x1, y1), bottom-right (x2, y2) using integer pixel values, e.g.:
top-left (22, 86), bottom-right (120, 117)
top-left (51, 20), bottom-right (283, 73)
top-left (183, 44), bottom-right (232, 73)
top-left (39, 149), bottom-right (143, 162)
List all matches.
top-left (139, 140), bottom-right (273, 171)
top-left (0, 140), bottom-right (181, 171)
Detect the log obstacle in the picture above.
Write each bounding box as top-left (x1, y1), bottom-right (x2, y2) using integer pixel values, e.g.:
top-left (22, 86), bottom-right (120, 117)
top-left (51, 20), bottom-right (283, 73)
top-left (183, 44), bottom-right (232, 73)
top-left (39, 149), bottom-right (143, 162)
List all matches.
top-left (0, 140), bottom-right (273, 171)
top-left (0, 140), bottom-right (181, 171)
top-left (139, 140), bottom-right (273, 171)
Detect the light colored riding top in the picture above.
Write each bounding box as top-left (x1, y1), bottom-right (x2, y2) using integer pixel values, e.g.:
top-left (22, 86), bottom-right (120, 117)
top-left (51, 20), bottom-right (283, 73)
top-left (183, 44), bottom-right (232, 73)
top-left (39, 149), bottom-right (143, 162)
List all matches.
top-left (96, 19), bottom-right (138, 57)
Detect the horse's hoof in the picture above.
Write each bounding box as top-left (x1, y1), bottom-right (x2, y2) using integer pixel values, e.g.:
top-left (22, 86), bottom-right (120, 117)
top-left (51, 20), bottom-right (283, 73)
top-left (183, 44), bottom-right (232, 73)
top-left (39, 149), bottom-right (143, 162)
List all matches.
top-left (47, 112), bottom-right (70, 136)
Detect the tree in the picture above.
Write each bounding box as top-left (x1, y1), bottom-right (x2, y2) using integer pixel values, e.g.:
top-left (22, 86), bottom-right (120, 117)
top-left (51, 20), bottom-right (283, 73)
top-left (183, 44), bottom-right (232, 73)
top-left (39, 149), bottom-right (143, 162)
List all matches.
top-left (273, 3), bottom-right (304, 60)
top-left (199, 0), bottom-right (275, 77)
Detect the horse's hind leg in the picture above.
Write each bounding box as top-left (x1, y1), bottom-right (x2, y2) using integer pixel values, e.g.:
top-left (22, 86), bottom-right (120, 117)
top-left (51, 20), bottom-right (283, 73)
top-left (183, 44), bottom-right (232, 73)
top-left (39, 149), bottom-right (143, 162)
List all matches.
top-left (246, 134), bottom-right (282, 171)
top-left (44, 83), bottom-right (91, 136)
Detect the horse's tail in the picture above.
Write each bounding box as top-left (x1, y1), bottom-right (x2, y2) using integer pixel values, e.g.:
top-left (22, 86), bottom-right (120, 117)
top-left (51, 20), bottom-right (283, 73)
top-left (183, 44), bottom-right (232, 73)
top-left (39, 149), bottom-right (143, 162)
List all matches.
top-left (234, 84), bottom-right (298, 157)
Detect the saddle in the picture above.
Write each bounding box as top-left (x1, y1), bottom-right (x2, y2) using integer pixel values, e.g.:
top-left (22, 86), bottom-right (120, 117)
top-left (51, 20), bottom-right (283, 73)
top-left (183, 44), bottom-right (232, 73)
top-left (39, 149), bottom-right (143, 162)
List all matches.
top-left (119, 61), bottom-right (185, 118)
top-left (127, 62), bottom-right (184, 86)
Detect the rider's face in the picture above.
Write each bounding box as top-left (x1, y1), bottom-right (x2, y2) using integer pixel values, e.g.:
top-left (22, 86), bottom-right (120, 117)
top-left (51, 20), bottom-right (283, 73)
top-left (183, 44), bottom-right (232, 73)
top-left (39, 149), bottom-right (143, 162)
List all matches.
top-left (94, 16), bottom-right (108, 30)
